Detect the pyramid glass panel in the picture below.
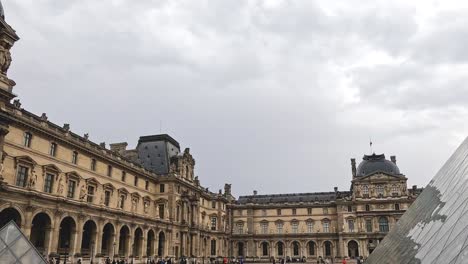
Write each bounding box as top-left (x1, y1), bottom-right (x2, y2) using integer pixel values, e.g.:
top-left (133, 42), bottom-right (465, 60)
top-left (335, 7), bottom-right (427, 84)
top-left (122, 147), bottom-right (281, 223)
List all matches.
top-left (367, 137), bottom-right (468, 264)
top-left (0, 221), bottom-right (47, 264)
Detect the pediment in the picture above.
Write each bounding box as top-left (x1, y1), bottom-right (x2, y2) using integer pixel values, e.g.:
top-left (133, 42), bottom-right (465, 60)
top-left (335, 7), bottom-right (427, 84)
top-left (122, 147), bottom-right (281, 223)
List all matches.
top-left (43, 164), bottom-right (62, 173)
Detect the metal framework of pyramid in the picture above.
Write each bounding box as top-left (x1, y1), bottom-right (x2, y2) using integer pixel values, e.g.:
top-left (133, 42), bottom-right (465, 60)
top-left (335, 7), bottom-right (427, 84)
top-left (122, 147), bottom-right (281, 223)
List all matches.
top-left (367, 137), bottom-right (468, 264)
top-left (0, 220), bottom-right (47, 264)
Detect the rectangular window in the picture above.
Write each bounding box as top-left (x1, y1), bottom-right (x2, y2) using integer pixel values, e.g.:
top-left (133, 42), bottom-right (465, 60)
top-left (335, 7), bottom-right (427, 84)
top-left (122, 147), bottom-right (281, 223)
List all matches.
top-left (159, 184), bottom-right (165, 193)
top-left (87, 186), bottom-right (95, 203)
top-left (104, 191), bottom-right (111, 206)
top-left (262, 210), bottom-right (267, 217)
top-left (307, 208), bottom-right (312, 215)
top-left (261, 222), bottom-right (268, 234)
top-left (237, 223), bottom-right (244, 234)
top-left (107, 165), bottom-right (112, 177)
top-left (211, 217), bottom-right (217, 231)
top-left (292, 208), bottom-right (297, 215)
top-left (23, 132), bottom-right (32, 147)
top-left (44, 173), bottom-right (54, 193)
top-left (307, 222), bottom-right (314, 233)
top-left (347, 205), bottom-right (352, 212)
top-left (134, 176), bottom-right (138, 187)
top-left (159, 204), bottom-right (165, 219)
top-left (91, 159), bottom-right (96, 171)
top-left (49, 143), bottom-right (57, 157)
top-left (210, 240), bottom-right (216, 256)
top-left (292, 222), bottom-right (298, 233)
top-left (395, 203), bottom-right (400, 210)
top-left (67, 180), bottom-right (76, 198)
top-left (348, 220), bottom-right (355, 232)
top-left (145, 180), bottom-right (149, 191)
top-left (16, 166), bottom-right (29, 187)
top-left (277, 209), bottom-right (281, 216)
top-left (323, 222), bottom-right (330, 233)
top-left (277, 223), bottom-right (283, 234)
top-left (366, 219), bottom-right (373, 232)
top-left (323, 208), bottom-right (328, 214)
top-left (212, 201), bottom-right (216, 209)
top-left (121, 171), bottom-right (126, 182)
top-left (72, 151), bottom-right (78, 165)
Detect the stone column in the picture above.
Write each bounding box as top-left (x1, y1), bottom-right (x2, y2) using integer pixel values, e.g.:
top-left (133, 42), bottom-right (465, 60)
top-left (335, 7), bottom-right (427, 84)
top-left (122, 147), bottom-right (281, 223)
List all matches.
top-left (141, 231), bottom-right (148, 258)
top-left (338, 235), bottom-right (344, 258)
top-left (23, 208), bottom-right (33, 239)
top-left (72, 218), bottom-right (83, 257)
top-left (49, 215), bottom-right (61, 255)
top-left (154, 230), bottom-right (159, 257)
top-left (126, 231), bottom-right (134, 258)
top-left (95, 224), bottom-right (103, 255)
top-left (44, 226), bottom-right (53, 256)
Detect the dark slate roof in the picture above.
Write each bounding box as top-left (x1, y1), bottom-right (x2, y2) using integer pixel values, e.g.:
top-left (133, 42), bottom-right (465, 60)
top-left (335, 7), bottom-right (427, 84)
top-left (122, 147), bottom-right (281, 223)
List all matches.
top-left (356, 153), bottom-right (401, 177)
top-left (138, 134), bottom-right (180, 148)
top-left (237, 192), bottom-right (349, 204)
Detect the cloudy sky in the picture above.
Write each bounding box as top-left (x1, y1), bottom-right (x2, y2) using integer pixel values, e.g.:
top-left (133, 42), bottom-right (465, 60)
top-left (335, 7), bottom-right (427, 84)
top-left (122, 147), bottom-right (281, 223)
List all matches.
top-left (4, 0), bottom-right (468, 197)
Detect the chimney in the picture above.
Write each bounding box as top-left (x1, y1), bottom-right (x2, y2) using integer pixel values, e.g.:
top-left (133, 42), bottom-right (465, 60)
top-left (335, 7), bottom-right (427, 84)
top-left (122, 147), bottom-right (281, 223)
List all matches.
top-left (351, 158), bottom-right (357, 177)
top-left (412, 185), bottom-right (417, 191)
top-left (110, 142), bottom-right (128, 154)
top-left (334, 187), bottom-right (338, 192)
top-left (99, 142), bottom-right (106, 148)
top-left (390, 155), bottom-right (397, 164)
top-left (253, 190), bottom-right (258, 196)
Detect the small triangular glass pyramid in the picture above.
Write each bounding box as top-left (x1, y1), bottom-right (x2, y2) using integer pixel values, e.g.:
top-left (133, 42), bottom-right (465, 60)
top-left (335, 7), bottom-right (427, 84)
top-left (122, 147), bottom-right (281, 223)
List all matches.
top-left (0, 220), bottom-right (47, 264)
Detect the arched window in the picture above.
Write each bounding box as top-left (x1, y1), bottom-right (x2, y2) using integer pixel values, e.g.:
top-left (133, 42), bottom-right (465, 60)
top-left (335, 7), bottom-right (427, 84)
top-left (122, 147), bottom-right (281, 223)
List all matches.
top-left (238, 242), bottom-right (244, 257)
top-left (379, 217), bottom-right (389, 232)
top-left (292, 241), bottom-right (300, 256)
top-left (308, 241), bottom-right (316, 256)
top-left (277, 242), bottom-right (284, 256)
top-left (324, 241), bottom-right (332, 256)
top-left (262, 242), bottom-right (269, 256)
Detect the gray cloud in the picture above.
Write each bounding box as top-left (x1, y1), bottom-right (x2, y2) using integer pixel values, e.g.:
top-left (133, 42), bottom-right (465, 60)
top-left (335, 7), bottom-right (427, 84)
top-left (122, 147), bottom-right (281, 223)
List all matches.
top-left (4, 0), bottom-right (468, 196)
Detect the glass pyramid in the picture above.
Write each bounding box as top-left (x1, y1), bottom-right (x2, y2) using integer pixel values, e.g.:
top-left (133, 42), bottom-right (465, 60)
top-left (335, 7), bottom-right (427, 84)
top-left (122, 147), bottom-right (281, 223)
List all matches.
top-left (367, 137), bottom-right (468, 263)
top-left (0, 220), bottom-right (47, 264)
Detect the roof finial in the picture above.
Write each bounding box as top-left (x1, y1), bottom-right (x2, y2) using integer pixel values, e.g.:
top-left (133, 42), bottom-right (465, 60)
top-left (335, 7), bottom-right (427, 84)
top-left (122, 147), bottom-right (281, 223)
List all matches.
top-left (369, 137), bottom-right (373, 154)
top-left (0, 1), bottom-right (4, 20)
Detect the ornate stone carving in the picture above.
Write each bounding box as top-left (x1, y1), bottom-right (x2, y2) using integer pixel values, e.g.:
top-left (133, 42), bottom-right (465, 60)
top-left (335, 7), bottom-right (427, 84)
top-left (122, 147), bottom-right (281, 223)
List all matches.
top-left (40, 113), bottom-right (48, 122)
top-left (0, 44), bottom-right (11, 74)
top-left (79, 184), bottom-right (87, 200)
top-left (12, 99), bottom-right (20, 108)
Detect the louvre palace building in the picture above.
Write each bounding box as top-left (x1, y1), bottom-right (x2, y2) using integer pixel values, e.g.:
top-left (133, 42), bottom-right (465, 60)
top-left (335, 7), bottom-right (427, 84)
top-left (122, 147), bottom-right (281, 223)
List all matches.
top-left (0, 3), bottom-right (422, 263)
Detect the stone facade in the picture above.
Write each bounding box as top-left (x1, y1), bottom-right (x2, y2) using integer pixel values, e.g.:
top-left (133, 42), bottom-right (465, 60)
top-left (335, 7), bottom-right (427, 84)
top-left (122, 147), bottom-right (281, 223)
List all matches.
top-left (229, 155), bottom-right (422, 262)
top-left (0, 4), bottom-right (423, 264)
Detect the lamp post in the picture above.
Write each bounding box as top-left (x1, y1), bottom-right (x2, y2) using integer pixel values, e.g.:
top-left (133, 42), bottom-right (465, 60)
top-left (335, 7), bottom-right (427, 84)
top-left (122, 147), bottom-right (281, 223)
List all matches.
top-left (90, 240), bottom-right (95, 264)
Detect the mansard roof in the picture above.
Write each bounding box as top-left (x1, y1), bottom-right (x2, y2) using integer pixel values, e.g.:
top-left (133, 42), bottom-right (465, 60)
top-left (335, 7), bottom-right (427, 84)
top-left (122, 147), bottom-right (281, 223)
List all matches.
top-left (237, 191), bottom-right (350, 205)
